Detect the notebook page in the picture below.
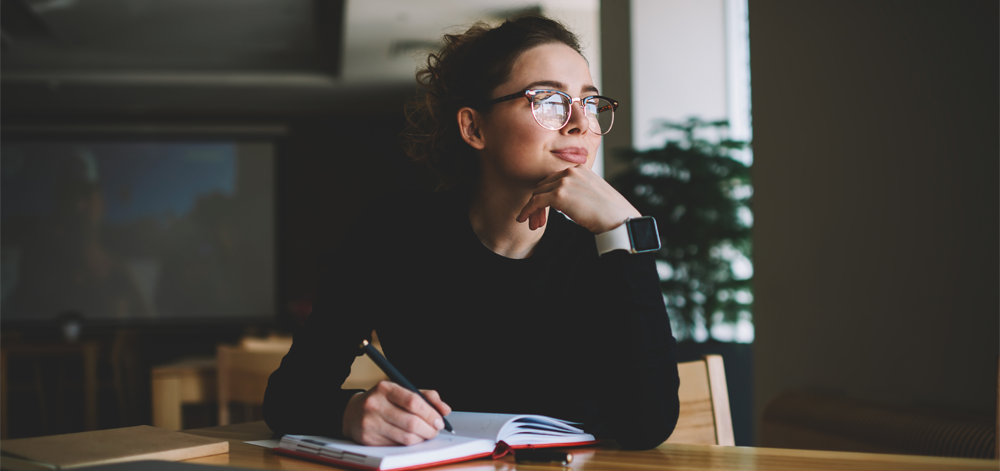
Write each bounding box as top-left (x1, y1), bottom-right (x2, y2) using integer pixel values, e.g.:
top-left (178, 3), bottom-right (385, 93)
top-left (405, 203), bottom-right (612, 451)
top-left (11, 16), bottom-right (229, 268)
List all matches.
top-left (379, 435), bottom-right (494, 470)
top-left (445, 412), bottom-right (595, 446)
top-left (445, 412), bottom-right (523, 441)
top-left (282, 433), bottom-right (493, 469)
top-left (500, 416), bottom-right (584, 436)
top-left (499, 416), bottom-right (594, 447)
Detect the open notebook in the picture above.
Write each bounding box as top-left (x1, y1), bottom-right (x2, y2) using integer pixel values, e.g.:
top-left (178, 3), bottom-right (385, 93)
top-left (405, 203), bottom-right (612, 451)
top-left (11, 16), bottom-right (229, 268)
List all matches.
top-left (274, 411), bottom-right (597, 471)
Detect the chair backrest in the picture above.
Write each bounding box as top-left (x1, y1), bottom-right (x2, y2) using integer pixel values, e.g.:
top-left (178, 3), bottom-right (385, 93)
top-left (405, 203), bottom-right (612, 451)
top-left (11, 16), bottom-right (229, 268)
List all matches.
top-left (216, 333), bottom-right (389, 425)
top-left (664, 354), bottom-right (735, 446)
top-left (216, 338), bottom-right (291, 426)
top-left (239, 334), bottom-right (293, 351)
top-left (341, 336), bottom-right (389, 391)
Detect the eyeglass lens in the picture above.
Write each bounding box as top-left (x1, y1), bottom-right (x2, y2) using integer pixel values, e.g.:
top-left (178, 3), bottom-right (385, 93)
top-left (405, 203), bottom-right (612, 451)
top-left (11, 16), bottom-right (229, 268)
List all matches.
top-left (530, 91), bottom-right (614, 134)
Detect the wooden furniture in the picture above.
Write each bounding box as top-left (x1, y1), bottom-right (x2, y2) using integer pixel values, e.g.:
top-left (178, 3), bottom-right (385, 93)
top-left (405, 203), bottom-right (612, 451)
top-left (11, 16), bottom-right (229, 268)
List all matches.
top-left (341, 337), bottom-right (389, 391)
top-left (216, 339), bottom-right (289, 426)
top-left (151, 333), bottom-right (389, 430)
top-left (1, 425), bottom-right (228, 469)
top-left (0, 341), bottom-right (100, 438)
top-left (763, 360), bottom-right (1000, 459)
top-left (151, 357), bottom-right (217, 431)
top-left (231, 335), bottom-right (387, 390)
top-left (108, 329), bottom-right (142, 427)
top-left (150, 336), bottom-right (295, 431)
top-left (665, 354), bottom-right (734, 446)
top-left (762, 391), bottom-right (997, 459)
top-left (181, 420), bottom-right (999, 470)
top-left (216, 334), bottom-right (389, 425)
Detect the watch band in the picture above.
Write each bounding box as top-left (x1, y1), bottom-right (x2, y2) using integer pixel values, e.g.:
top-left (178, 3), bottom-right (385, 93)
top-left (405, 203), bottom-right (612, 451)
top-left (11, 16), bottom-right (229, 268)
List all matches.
top-left (595, 220), bottom-right (636, 256)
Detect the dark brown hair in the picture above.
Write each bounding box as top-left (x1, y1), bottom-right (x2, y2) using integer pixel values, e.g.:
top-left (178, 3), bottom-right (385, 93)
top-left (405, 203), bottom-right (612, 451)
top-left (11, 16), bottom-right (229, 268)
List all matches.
top-left (401, 16), bottom-right (583, 191)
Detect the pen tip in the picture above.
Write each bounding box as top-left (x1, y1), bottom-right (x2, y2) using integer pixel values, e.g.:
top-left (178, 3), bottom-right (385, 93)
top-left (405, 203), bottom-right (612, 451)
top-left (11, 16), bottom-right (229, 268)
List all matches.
top-left (359, 339), bottom-right (369, 349)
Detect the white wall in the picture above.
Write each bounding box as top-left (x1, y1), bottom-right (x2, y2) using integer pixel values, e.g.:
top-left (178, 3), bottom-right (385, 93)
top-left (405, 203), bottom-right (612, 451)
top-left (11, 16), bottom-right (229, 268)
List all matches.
top-left (631, 0), bottom-right (728, 150)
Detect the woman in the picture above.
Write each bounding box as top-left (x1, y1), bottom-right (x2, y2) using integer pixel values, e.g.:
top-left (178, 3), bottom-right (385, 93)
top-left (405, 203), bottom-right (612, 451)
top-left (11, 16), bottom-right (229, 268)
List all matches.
top-left (263, 15), bottom-right (679, 451)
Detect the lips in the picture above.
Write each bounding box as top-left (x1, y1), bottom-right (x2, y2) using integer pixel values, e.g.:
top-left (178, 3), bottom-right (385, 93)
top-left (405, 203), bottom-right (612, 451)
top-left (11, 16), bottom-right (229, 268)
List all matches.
top-left (550, 147), bottom-right (588, 164)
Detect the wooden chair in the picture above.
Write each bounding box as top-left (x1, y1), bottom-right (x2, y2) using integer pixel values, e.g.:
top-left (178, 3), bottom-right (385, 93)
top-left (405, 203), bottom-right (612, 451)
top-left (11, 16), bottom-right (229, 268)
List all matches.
top-left (340, 335), bottom-right (389, 391)
top-left (216, 333), bottom-right (388, 426)
top-left (664, 354), bottom-right (735, 446)
top-left (152, 336), bottom-right (300, 430)
top-left (216, 336), bottom-right (291, 426)
top-left (151, 356), bottom-right (217, 431)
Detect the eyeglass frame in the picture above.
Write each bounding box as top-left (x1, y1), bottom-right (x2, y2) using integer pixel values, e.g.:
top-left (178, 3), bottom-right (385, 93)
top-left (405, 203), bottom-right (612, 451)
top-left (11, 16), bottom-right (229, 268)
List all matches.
top-left (482, 89), bottom-right (619, 135)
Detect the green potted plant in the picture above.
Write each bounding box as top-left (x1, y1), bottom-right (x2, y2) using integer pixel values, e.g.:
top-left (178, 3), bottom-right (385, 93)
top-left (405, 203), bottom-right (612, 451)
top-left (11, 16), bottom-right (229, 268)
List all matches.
top-left (611, 117), bottom-right (753, 342)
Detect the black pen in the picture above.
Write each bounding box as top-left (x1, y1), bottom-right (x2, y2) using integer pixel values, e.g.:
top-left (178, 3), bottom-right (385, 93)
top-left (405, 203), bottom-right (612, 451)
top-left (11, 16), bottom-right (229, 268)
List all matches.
top-left (515, 449), bottom-right (573, 466)
top-left (359, 339), bottom-right (455, 434)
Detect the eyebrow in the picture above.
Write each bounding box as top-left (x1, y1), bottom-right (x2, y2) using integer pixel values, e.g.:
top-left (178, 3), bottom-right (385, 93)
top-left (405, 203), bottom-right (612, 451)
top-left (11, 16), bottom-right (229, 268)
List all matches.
top-left (522, 80), bottom-right (600, 95)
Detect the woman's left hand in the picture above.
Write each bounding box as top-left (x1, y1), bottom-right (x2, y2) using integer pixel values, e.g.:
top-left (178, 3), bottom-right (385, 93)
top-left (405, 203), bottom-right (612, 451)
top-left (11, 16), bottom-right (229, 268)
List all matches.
top-left (516, 165), bottom-right (642, 234)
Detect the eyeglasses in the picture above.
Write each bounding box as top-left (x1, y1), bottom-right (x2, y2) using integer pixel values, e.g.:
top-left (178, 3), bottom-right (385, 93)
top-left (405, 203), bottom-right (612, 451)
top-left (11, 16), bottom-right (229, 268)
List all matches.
top-left (485, 89), bottom-right (619, 135)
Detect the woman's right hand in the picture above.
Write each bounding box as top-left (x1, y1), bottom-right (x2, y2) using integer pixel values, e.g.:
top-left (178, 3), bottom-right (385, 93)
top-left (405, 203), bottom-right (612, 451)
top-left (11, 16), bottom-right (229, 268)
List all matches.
top-left (342, 381), bottom-right (452, 446)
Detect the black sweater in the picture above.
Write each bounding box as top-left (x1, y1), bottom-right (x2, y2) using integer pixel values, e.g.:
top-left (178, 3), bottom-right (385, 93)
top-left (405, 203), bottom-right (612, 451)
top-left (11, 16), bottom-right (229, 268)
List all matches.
top-left (262, 191), bottom-right (679, 450)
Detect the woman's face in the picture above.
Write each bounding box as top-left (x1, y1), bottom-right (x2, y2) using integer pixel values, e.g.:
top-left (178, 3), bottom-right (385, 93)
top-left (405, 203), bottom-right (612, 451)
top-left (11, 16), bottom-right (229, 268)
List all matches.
top-left (476, 42), bottom-right (602, 189)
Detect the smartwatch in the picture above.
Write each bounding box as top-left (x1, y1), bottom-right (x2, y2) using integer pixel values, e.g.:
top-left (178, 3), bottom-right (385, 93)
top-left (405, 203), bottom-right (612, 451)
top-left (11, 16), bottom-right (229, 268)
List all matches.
top-left (595, 216), bottom-right (661, 256)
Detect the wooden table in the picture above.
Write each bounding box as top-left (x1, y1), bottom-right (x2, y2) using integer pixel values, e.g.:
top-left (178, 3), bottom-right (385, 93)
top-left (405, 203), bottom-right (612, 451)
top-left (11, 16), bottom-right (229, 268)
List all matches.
top-left (182, 421), bottom-right (998, 471)
top-left (151, 356), bottom-right (218, 431)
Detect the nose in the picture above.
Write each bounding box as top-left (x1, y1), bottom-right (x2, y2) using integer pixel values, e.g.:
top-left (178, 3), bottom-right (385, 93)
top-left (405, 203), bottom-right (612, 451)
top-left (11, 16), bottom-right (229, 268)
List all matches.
top-left (561, 98), bottom-right (592, 135)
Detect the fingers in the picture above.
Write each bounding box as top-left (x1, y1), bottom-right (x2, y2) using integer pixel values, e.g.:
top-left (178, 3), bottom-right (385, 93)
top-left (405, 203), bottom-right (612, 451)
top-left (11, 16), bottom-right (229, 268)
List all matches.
top-left (514, 164), bottom-right (642, 234)
top-left (524, 203), bottom-right (549, 231)
top-left (421, 389), bottom-right (452, 416)
top-left (535, 165), bottom-right (579, 187)
top-left (382, 383), bottom-right (442, 439)
top-left (353, 386), bottom-right (430, 446)
top-left (519, 190), bottom-right (558, 227)
top-left (525, 207), bottom-right (549, 230)
top-left (517, 190), bottom-right (553, 224)
top-left (517, 175), bottom-right (569, 224)
top-left (357, 415), bottom-right (424, 446)
top-left (517, 167), bottom-right (586, 225)
top-left (345, 382), bottom-right (450, 446)
top-left (379, 402), bottom-right (440, 442)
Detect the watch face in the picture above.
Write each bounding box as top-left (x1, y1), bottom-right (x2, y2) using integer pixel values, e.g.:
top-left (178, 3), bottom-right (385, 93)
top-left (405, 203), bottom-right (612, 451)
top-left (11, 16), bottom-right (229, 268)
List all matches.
top-left (628, 217), bottom-right (661, 252)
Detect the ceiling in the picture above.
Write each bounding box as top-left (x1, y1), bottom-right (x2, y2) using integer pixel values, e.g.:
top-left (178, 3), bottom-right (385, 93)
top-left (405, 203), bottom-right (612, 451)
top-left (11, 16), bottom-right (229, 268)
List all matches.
top-left (1, 0), bottom-right (584, 81)
top-left (0, 0), bottom-right (597, 116)
top-left (341, 0), bottom-right (544, 82)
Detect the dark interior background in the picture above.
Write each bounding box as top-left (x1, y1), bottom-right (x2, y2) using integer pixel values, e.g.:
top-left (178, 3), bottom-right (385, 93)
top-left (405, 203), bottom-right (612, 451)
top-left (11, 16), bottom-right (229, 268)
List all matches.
top-left (0, 0), bottom-right (442, 435)
top-left (0, 111), bottom-right (430, 435)
top-left (749, 0), bottom-right (999, 441)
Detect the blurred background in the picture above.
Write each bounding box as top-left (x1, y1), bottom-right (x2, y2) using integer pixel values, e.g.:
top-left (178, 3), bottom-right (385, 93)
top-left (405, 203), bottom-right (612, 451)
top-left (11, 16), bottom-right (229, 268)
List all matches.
top-left (0, 0), bottom-right (996, 459)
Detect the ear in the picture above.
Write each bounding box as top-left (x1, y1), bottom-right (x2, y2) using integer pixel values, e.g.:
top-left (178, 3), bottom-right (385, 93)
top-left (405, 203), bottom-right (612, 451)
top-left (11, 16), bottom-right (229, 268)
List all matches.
top-left (457, 107), bottom-right (486, 150)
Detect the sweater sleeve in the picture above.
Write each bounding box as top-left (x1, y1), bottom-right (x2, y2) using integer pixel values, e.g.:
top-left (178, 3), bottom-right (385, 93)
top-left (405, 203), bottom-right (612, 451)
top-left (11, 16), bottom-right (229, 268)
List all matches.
top-left (592, 250), bottom-right (680, 450)
top-left (262, 199), bottom-right (399, 437)
top-left (261, 257), bottom-right (379, 437)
